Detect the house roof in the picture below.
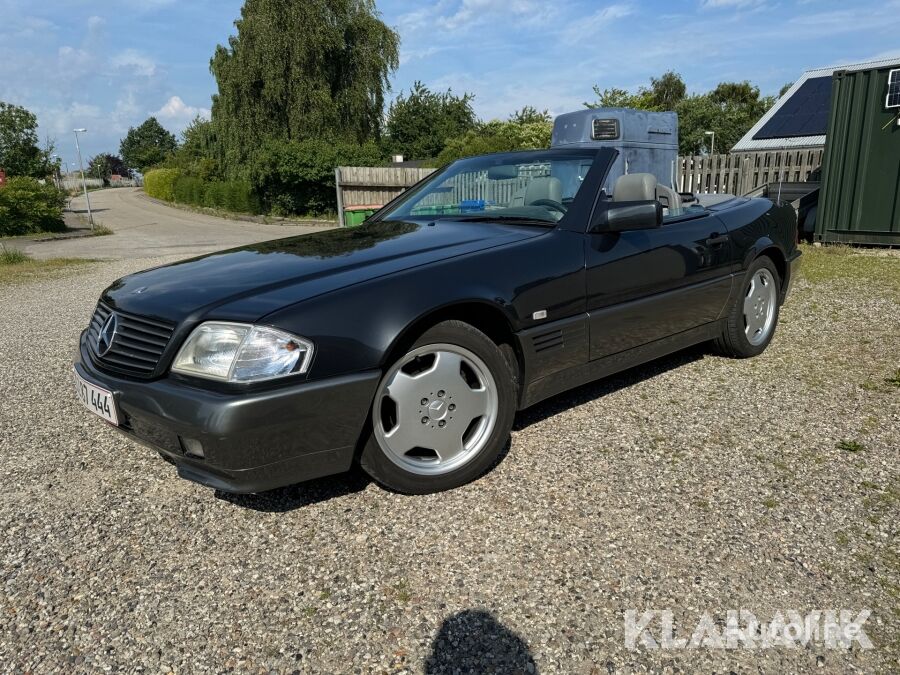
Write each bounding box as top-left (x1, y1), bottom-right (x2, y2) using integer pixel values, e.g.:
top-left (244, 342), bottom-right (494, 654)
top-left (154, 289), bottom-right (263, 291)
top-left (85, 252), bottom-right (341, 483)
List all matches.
top-left (732, 56), bottom-right (900, 152)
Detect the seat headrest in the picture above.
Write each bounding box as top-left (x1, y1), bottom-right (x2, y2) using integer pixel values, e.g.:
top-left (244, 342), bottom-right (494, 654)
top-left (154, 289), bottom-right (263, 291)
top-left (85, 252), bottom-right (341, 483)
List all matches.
top-left (524, 176), bottom-right (562, 205)
top-left (613, 173), bottom-right (658, 202)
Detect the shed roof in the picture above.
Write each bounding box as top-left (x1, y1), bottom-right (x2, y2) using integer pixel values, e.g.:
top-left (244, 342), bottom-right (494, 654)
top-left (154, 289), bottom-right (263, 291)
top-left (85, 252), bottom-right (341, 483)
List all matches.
top-left (732, 57), bottom-right (900, 152)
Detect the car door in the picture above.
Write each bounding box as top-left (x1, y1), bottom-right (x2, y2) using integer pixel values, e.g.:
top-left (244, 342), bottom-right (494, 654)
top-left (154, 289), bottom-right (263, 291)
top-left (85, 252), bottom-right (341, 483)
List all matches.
top-left (585, 208), bottom-right (733, 360)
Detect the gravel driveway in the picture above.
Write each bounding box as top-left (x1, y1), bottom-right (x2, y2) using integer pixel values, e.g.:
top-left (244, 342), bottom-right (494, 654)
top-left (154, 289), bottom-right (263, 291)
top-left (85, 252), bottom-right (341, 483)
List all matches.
top-left (0, 247), bottom-right (897, 673)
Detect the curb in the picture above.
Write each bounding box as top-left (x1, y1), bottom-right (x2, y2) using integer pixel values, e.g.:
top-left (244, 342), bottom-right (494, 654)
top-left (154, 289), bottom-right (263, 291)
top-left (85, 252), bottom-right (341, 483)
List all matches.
top-left (135, 191), bottom-right (338, 228)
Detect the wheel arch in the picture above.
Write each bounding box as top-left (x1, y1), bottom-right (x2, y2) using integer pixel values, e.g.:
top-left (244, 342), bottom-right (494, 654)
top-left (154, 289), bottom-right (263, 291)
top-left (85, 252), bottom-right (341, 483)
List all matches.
top-left (381, 300), bottom-right (524, 395)
top-left (743, 238), bottom-right (787, 291)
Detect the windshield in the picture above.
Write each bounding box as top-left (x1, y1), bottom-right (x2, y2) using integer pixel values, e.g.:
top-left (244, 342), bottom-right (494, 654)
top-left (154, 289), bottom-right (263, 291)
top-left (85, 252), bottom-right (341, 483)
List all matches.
top-left (378, 151), bottom-right (598, 225)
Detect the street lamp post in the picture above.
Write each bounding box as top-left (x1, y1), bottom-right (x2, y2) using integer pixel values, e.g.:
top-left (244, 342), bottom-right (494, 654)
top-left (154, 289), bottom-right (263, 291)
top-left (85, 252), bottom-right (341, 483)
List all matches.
top-left (704, 130), bottom-right (716, 157)
top-left (73, 128), bottom-right (94, 230)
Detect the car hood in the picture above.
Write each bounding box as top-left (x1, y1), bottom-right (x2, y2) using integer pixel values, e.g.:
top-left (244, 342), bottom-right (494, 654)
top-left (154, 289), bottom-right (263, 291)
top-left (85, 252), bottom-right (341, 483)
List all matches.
top-left (102, 219), bottom-right (547, 324)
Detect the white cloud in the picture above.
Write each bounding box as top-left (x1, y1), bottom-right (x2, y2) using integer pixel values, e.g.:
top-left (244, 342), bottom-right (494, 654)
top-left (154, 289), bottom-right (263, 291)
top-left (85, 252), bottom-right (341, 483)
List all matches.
top-left (399, 46), bottom-right (447, 66)
top-left (153, 96), bottom-right (211, 126)
top-left (564, 4), bottom-right (634, 41)
top-left (437, 0), bottom-right (552, 30)
top-left (110, 49), bottom-right (157, 77)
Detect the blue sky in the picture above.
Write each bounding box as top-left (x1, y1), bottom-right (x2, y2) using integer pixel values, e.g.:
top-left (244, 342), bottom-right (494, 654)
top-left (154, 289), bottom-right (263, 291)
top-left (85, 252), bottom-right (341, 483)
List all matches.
top-left (2, 0), bottom-right (898, 167)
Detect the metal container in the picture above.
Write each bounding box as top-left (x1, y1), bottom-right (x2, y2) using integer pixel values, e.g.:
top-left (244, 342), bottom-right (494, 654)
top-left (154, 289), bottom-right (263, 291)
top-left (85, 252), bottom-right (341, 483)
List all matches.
top-left (817, 63), bottom-right (900, 245)
top-left (551, 108), bottom-right (679, 192)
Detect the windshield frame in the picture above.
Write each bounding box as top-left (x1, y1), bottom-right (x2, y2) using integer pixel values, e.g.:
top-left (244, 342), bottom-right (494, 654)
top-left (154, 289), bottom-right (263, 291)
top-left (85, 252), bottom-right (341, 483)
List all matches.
top-left (370, 148), bottom-right (613, 229)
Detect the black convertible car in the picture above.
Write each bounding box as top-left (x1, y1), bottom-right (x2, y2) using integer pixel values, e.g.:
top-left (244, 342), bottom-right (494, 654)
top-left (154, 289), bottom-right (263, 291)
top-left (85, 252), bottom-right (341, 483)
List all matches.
top-left (74, 147), bottom-right (799, 494)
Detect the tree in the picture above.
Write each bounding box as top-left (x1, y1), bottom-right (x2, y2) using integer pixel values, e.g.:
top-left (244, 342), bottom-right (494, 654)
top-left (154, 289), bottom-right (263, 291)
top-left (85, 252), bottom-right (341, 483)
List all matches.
top-left (385, 82), bottom-right (478, 160)
top-left (585, 86), bottom-right (646, 110)
top-left (171, 116), bottom-right (222, 181)
top-left (210, 0), bottom-right (399, 172)
top-left (585, 73), bottom-right (775, 154)
top-left (120, 117), bottom-right (177, 172)
top-left (779, 82), bottom-right (794, 98)
top-left (0, 102), bottom-right (55, 178)
top-left (436, 117), bottom-right (553, 166)
top-left (510, 106), bottom-right (552, 125)
top-left (87, 154), bottom-right (132, 183)
top-left (586, 72), bottom-right (686, 112)
top-left (648, 71), bottom-right (686, 110)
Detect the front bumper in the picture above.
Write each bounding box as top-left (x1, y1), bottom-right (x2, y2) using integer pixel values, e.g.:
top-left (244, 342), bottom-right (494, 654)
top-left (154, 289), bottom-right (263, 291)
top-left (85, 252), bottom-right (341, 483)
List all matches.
top-left (75, 335), bottom-right (380, 493)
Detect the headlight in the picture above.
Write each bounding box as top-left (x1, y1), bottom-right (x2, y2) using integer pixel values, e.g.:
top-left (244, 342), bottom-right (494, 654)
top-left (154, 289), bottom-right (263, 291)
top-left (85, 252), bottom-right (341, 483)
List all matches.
top-left (171, 322), bottom-right (313, 383)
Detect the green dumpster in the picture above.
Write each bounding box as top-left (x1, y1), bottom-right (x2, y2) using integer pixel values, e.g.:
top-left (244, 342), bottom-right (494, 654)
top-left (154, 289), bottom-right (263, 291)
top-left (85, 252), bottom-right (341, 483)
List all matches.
top-left (343, 205), bottom-right (380, 227)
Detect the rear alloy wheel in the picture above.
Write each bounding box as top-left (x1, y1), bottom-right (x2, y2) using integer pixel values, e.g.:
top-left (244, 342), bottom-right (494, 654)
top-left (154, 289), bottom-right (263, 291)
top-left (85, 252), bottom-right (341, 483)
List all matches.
top-left (361, 321), bottom-right (516, 494)
top-left (715, 256), bottom-right (782, 358)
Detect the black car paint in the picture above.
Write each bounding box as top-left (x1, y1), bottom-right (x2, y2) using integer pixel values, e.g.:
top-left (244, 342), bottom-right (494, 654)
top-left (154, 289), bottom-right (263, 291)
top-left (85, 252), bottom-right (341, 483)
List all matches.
top-left (76, 147), bottom-right (800, 493)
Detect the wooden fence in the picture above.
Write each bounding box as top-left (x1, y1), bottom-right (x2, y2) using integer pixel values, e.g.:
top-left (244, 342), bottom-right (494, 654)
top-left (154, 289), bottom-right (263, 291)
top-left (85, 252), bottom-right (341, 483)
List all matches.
top-left (335, 166), bottom-right (435, 226)
top-left (336, 148), bottom-right (825, 225)
top-left (677, 149), bottom-right (824, 195)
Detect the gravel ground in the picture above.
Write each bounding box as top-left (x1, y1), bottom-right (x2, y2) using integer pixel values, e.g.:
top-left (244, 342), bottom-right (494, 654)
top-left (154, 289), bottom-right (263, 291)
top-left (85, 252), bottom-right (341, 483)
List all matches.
top-left (0, 248), bottom-right (897, 674)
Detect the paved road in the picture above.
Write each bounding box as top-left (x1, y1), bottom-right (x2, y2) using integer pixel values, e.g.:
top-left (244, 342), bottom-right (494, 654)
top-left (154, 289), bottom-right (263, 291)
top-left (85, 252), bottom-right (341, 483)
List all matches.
top-left (19, 188), bottom-right (334, 260)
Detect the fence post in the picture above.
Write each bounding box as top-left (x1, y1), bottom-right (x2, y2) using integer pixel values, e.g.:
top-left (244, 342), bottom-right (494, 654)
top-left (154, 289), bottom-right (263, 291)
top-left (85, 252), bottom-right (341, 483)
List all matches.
top-left (335, 167), bottom-right (345, 228)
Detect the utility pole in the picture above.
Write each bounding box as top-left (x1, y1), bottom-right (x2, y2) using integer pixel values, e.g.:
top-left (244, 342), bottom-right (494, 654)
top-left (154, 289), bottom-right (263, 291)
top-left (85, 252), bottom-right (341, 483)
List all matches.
top-left (73, 129), bottom-right (94, 230)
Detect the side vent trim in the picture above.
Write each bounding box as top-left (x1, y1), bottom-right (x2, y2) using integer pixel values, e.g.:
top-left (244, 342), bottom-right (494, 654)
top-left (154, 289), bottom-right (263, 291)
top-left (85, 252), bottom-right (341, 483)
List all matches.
top-left (532, 329), bottom-right (564, 353)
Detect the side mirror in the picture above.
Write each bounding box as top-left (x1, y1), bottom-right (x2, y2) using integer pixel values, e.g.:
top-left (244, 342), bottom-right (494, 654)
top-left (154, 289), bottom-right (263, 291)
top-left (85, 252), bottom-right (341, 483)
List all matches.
top-left (590, 200), bottom-right (663, 233)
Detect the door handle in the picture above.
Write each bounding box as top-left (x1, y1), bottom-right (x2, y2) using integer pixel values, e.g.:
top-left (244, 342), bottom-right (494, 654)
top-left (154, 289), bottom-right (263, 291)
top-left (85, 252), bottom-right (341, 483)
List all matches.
top-left (706, 234), bottom-right (729, 246)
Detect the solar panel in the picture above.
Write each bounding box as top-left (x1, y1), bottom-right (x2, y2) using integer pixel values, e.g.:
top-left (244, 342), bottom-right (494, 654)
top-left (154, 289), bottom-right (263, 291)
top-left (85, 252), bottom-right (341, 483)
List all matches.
top-left (886, 69), bottom-right (900, 109)
top-left (753, 76), bottom-right (833, 141)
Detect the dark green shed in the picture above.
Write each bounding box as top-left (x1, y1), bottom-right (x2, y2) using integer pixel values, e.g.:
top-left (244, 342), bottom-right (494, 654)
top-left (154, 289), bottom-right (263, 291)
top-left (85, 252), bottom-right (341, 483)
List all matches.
top-left (817, 63), bottom-right (900, 245)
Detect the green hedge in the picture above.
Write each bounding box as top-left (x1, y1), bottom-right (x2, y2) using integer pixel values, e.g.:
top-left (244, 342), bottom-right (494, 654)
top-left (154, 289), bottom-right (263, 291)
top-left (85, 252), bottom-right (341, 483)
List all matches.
top-left (146, 169), bottom-right (259, 214)
top-left (249, 138), bottom-right (383, 216)
top-left (143, 168), bottom-right (180, 202)
top-left (0, 177), bottom-right (66, 236)
top-left (174, 175), bottom-right (259, 214)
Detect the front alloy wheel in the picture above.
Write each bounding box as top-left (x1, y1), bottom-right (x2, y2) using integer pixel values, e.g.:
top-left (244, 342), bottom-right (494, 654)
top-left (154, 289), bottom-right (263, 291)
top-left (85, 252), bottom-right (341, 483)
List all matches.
top-left (374, 344), bottom-right (499, 475)
top-left (361, 321), bottom-right (516, 494)
top-left (743, 267), bottom-right (777, 346)
top-left (715, 255), bottom-right (782, 358)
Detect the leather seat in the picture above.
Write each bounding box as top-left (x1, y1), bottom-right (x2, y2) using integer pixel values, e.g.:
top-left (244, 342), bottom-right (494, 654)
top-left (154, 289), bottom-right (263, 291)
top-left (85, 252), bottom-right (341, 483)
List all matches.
top-left (613, 173), bottom-right (680, 212)
top-left (613, 173), bottom-right (657, 201)
top-left (511, 177), bottom-right (563, 207)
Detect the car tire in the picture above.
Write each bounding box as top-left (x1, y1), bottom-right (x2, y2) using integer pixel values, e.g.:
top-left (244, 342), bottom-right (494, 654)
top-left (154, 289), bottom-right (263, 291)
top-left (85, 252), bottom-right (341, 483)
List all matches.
top-left (360, 320), bottom-right (517, 494)
top-left (715, 256), bottom-right (782, 358)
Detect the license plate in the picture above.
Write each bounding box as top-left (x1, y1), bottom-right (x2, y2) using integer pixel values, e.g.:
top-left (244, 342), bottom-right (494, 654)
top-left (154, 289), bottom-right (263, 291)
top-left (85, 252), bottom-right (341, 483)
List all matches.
top-left (74, 370), bottom-right (119, 426)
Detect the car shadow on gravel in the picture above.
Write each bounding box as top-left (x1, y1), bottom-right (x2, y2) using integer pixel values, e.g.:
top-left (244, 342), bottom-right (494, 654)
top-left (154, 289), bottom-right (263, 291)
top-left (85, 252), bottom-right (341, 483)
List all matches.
top-left (425, 609), bottom-right (538, 674)
top-left (213, 467), bottom-right (372, 512)
top-left (514, 344), bottom-right (706, 430)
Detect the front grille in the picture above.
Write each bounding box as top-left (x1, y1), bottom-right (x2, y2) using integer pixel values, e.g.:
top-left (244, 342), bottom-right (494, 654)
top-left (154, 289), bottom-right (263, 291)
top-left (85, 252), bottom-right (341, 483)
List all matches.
top-left (87, 302), bottom-right (176, 377)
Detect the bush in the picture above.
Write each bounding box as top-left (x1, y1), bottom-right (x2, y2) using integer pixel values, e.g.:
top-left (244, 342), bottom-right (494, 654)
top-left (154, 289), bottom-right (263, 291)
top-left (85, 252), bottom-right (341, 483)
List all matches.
top-left (249, 139), bottom-right (384, 216)
top-left (172, 175), bottom-right (259, 214)
top-left (173, 175), bottom-right (204, 205)
top-left (143, 168), bottom-right (181, 202)
top-left (0, 177), bottom-right (66, 236)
